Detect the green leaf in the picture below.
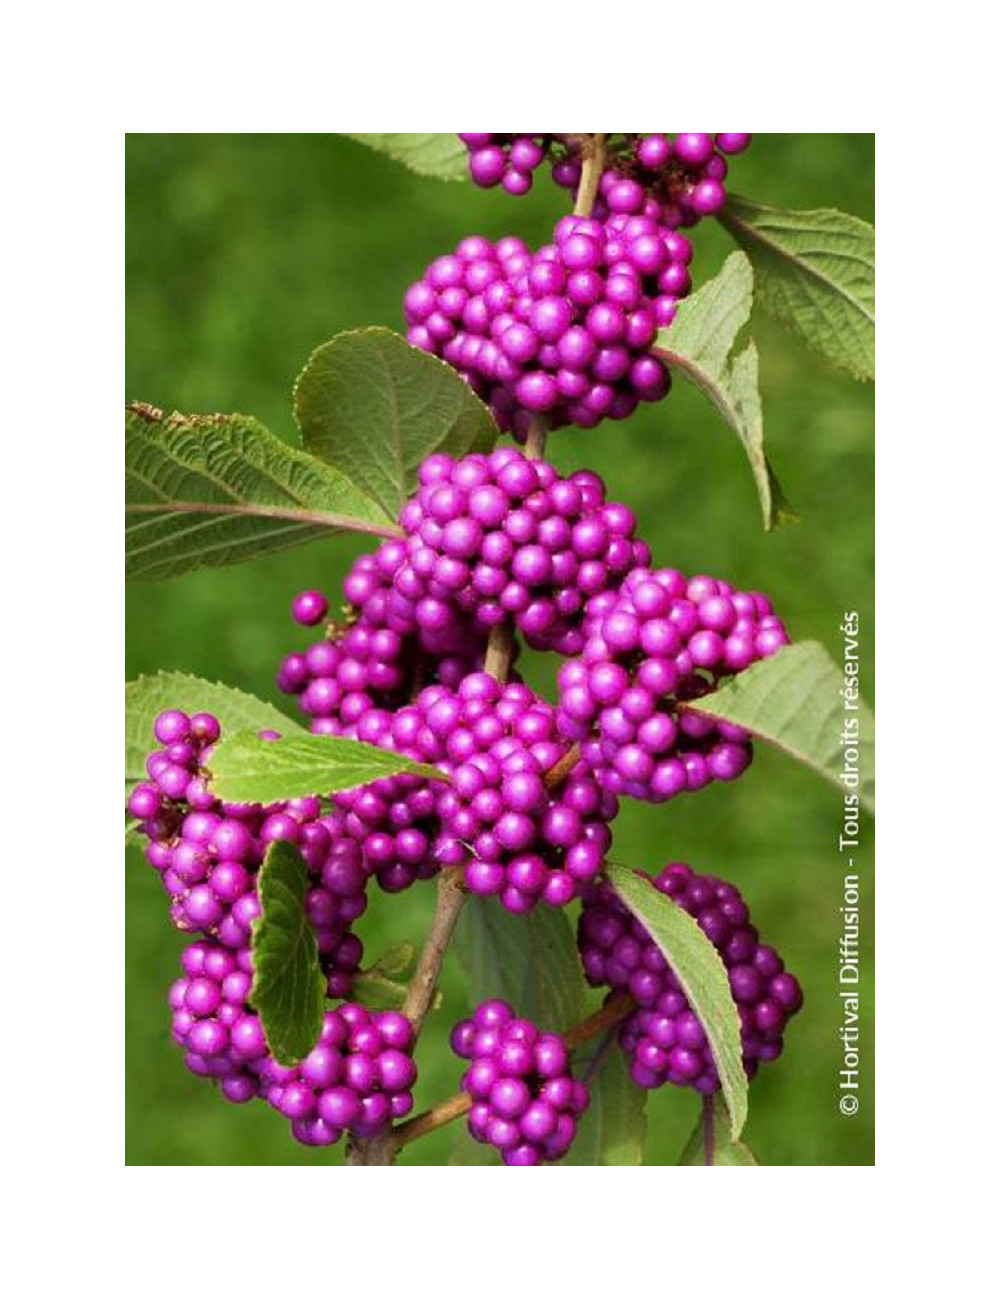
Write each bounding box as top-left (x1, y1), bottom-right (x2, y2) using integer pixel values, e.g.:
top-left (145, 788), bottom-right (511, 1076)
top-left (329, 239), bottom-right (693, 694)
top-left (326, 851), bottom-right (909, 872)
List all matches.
top-left (367, 942), bottom-right (418, 979)
top-left (349, 971), bottom-right (410, 1012)
top-left (653, 253), bottom-right (796, 531)
top-left (350, 943), bottom-right (421, 1012)
top-left (207, 730), bottom-right (447, 804)
top-left (125, 672), bottom-right (302, 797)
top-left (125, 406), bottom-right (398, 581)
top-left (561, 1044), bottom-right (646, 1166)
top-left (250, 841), bottom-right (326, 1066)
top-left (679, 1096), bottom-right (760, 1166)
top-left (294, 328), bottom-right (497, 521)
top-left (683, 640), bottom-right (874, 816)
top-left (343, 134), bottom-right (468, 181)
top-left (453, 897), bottom-right (587, 1033)
top-left (719, 195), bottom-right (875, 382)
top-left (605, 863), bottom-right (748, 1141)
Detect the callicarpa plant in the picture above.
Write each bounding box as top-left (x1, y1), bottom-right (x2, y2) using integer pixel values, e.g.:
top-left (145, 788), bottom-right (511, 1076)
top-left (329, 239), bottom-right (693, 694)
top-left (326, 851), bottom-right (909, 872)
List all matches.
top-left (125, 133), bottom-right (874, 1166)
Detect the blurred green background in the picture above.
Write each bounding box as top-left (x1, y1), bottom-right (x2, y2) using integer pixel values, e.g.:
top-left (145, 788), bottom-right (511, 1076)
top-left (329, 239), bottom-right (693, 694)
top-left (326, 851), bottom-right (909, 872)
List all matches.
top-left (126, 134), bottom-right (874, 1166)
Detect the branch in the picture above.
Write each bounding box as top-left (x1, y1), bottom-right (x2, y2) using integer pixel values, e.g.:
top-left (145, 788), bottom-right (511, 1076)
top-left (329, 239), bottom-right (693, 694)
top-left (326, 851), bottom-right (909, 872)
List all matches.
top-left (400, 870), bottom-right (467, 1032)
top-left (574, 134), bottom-right (607, 219)
top-left (543, 742), bottom-right (581, 790)
top-left (346, 870), bottom-right (468, 1166)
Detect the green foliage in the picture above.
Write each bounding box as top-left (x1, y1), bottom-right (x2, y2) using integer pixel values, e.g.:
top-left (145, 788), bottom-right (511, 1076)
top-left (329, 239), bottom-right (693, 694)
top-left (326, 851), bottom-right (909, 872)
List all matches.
top-left (719, 196), bottom-right (875, 381)
top-left (343, 134), bottom-right (468, 181)
top-left (679, 1096), bottom-right (760, 1165)
top-left (125, 672), bottom-right (301, 795)
top-left (606, 863), bottom-right (748, 1140)
top-left (684, 640), bottom-right (874, 815)
top-left (562, 1044), bottom-right (647, 1166)
top-left (294, 328), bottom-right (497, 520)
top-left (251, 842), bottom-right (326, 1066)
top-left (351, 944), bottom-right (420, 1012)
top-left (453, 897), bottom-right (586, 1033)
top-left (125, 407), bottom-right (397, 580)
top-left (206, 730), bottom-right (447, 804)
top-left (654, 253), bottom-right (795, 531)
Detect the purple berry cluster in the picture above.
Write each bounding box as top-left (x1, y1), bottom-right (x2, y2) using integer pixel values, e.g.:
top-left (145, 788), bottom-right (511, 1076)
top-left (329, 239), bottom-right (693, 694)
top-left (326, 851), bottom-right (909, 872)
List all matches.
top-left (578, 862), bottom-right (803, 1093)
top-left (325, 672), bottom-right (615, 911)
top-left (279, 545), bottom-right (487, 735)
top-left (128, 710), bottom-right (366, 995)
top-left (171, 941), bottom-right (417, 1146)
top-left (404, 217), bottom-right (689, 437)
top-left (594, 133), bottom-right (752, 227)
top-left (458, 134), bottom-right (580, 196)
top-left (451, 1000), bottom-right (588, 1164)
top-left (557, 567), bottom-right (790, 802)
top-left (396, 449), bottom-right (649, 654)
top-left (427, 674), bottom-right (616, 910)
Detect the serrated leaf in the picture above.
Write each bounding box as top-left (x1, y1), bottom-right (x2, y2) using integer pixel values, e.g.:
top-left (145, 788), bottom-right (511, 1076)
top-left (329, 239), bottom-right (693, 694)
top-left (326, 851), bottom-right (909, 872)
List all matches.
top-left (561, 1044), bottom-right (646, 1166)
top-left (653, 253), bottom-right (795, 531)
top-left (125, 407), bottom-right (398, 580)
top-left (250, 841), bottom-right (326, 1065)
top-left (125, 672), bottom-right (303, 797)
top-left (351, 943), bottom-right (420, 1012)
top-left (369, 942), bottom-right (418, 980)
top-left (719, 195), bottom-right (875, 381)
top-left (679, 1095), bottom-right (760, 1165)
top-left (294, 329), bottom-right (498, 521)
top-left (453, 897), bottom-right (586, 1033)
top-left (606, 863), bottom-right (748, 1141)
top-left (350, 971), bottom-right (410, 1012)
top-left (207, 730), bottom-right (447, 804)
top-left (683, 640), bottom-right (874, 816)
top-left (343, 134), bottom-right (468, 181)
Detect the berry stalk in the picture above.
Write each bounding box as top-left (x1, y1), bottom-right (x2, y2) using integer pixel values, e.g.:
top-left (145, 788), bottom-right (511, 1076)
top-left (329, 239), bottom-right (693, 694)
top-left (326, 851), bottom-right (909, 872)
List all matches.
top-left (572, 134), bottom-right (607, 219)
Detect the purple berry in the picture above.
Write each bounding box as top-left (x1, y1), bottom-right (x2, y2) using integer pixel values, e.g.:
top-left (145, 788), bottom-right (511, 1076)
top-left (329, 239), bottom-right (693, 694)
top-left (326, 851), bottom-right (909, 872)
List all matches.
top-left (292, 590), bottom-right (330, 627)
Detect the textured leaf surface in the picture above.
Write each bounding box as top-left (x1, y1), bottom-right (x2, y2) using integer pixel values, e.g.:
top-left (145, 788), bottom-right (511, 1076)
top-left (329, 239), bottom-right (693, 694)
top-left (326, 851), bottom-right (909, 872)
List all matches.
top-left (719, 195), bottom-right (875, 381)
top-left (453, 897), bottom-right (587, 1033)
top-left (125, 407), bottom-right (397, 580)
top-left (606, 863), bottom-right (748, 1140)
top-left (332, 944), bottom-right (417, 1013)
top-left (344, 134), bottom-right (468, 181)
top-left (684, 641), bottom-right (874, 815)
top-left (125, 672), bottom-right (301, 795)
top-left (207, 731), bottom-right (447, 804)
top-left (653, 253), bottom-right (795, 530)
top-left (294, 329), bottom-right (497, 520)
top-left (562, 1045), bottom-right (646, 1165)
top-left (679, 1096), bottom-right (760, 1165)
top-left (250, 842), bottom-right (326, 1065)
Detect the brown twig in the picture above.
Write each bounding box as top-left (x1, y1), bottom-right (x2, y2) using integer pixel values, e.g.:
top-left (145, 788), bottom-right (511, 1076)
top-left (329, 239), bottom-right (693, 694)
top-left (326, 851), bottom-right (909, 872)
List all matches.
top-left (346, 870), bottom-right (469, 1166)
top-left (400, 870), bottom-right (467, 1033)
top-left (573, 134), bottom-right (607, 219)
top-left (542, 742), bottom-right (582, 789)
